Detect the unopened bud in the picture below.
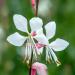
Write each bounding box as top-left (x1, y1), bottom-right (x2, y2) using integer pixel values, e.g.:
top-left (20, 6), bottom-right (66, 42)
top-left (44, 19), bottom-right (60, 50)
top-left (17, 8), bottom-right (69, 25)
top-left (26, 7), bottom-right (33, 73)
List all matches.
top-left (31, 0), bottom-right (35, 7)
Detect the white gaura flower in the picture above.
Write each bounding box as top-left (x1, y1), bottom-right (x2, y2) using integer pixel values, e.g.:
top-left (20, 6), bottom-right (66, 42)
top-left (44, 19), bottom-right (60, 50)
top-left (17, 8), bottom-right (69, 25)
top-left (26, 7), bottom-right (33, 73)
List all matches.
top-left (31, 62), bottom-right (48, 75)
top-left (35, 21), bottom-right (69, 66)
top-left (7, 14), bottom-right (45, 63)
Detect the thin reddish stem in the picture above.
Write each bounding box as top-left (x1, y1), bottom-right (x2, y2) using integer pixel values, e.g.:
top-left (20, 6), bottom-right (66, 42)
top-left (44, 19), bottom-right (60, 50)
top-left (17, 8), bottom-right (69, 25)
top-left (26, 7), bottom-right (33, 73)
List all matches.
top-left (35, 0), bottom-right (39, 16)
top-left (29, 0), bottom-right (39, 75)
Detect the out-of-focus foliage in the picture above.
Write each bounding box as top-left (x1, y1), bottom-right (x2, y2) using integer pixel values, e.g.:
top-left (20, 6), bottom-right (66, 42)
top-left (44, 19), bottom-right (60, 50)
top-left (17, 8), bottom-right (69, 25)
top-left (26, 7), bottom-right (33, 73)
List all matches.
top-left (0, 0), bottom-right (75, 75)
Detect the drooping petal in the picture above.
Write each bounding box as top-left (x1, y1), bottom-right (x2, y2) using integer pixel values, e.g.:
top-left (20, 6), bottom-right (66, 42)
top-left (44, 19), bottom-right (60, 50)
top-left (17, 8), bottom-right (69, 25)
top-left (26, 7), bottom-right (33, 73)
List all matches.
top-left (45, 21), bottom-right (56, 40)
top-left (7, 32), bottom-right (26, 46)
top-left (49, 38), bottom-right (69, 51)
top-left (29, 17), bottom-right (43, 32)
top-left (13, 14), bottom-right (28, 32)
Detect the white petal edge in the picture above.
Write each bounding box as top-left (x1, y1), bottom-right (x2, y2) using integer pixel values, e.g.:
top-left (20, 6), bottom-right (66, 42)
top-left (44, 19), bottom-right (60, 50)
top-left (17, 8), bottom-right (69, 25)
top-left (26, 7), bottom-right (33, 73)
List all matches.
top-left (7, 32), bottom-right (27, 46)
top-left (29, 17), bottom-right (43, 32)
top-left (49, 38), bottom-right (69, 51)
top-left (45, 21), bottom-right (56, 40)
top-left (13, 14), bottom-right (28, 32)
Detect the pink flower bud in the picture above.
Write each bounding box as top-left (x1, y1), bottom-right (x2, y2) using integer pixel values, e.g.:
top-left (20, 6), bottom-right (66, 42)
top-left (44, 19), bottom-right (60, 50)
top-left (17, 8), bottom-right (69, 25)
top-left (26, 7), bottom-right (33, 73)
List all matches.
top-left (31, 0), bottom-right (36, 15)
top-left (31, 62), bottom-right (48, 75)
top-left (31, 68), bottom-right (36, 75)
top-left (31, 0), bottom-right (35, 7)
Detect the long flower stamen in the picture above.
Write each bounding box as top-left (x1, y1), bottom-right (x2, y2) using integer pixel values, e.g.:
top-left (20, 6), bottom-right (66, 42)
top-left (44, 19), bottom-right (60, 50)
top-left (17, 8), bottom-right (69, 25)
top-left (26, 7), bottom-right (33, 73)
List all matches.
top-left (50, 48), bottom-right (61, 66)
top-left (45, 46), bottom-right (61, 66)
top-left (31, 36), bottom-right (38, 55)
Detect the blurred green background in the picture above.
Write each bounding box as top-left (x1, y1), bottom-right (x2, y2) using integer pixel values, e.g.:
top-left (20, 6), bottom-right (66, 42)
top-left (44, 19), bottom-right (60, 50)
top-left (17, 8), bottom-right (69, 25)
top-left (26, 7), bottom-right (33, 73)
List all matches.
top-left (0, 0), bottom-right (75, 75)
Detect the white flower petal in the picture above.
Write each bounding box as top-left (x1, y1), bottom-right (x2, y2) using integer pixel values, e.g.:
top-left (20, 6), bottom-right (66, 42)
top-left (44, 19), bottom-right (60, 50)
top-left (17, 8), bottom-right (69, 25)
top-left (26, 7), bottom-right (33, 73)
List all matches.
top-left (49, 38), bottom-right (69, 51)
top-left (34, 34), bottom-right (48, 45)
top-left (29, 17), bottom-right (43, 32)
top-left (36, 28), bottom-right (43, 35)
top-left (34, 28), bottom-right (49, 45)
top-left (13, 14), bottom-right (28, 32)
top-left (7, 32), bottom-right (26, 46)
top-left (45, 21), bottom-right (56, 39)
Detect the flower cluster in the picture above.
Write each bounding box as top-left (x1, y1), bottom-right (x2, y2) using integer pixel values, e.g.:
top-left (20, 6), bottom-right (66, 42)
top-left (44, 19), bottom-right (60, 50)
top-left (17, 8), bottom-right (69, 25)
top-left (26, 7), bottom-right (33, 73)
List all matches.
top-left (7, 14), bottom-right (69, 67)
